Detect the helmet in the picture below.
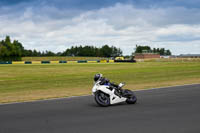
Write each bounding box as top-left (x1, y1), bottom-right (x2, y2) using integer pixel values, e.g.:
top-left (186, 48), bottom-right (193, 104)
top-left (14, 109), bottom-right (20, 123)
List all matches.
top-left (94, 73), bottom-right (102, 82)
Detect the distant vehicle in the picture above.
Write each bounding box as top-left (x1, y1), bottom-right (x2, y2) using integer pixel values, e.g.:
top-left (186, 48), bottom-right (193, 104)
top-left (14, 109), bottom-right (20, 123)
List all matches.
top-left (113, 56), bottom-right (136, 63)
top-left (92, 74), bottom-right (137, 107)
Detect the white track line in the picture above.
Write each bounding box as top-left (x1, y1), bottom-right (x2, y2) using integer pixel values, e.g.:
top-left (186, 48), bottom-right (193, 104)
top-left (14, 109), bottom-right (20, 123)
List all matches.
top-left (0, 83), bottom-right (200, 106)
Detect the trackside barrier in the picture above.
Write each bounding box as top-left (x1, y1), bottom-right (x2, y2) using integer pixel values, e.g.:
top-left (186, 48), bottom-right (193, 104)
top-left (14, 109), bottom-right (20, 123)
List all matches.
top-left (32, 61), bottom-right (41, 64)
top-left (67, 61), bottom-right (78, 63)
top-left (41, 61), bottom-right (50, 64)
top-left (59, 61), bottom-right (67, 63)
top-left (0, 60), bottom-right (136, 65)
top-left (87, 61), bottom-right (98, 63)
top-left (77, 60), bottom-right (87, 63)
top-left (50, 61), bottom-right (59, 64)
top-left (108, 60), bottom-right (114, 63)
top-left (100, 60), bottom-right (107, 63)
top-left (0, 61), bottom-right (12, 64)
top-left (25, 61), bottom-right (32, 64)
top-left (12, 61), bottom-right (25, 64)
top-left (114, 60), bottom-right (136, 63)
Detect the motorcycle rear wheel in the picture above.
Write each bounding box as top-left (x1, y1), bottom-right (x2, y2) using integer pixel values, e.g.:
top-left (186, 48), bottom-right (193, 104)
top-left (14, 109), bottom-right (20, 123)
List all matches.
top-left (95, 91), bottom-right (110, 107)
top-left (125, 90), bottom-right (137, 104)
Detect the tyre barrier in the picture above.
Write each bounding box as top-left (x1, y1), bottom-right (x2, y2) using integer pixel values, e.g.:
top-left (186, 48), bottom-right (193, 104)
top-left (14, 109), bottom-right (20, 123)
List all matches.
top-left (77, 60), bottom-right (87, 63)
top-left (12, 61), bottom-right (24, 64)
top-left (50, 61), bottom-right (59, 64)
top-left (108, 60), bottom-right (114, 63)
top-left (59, 61), bottom-right (67, 63)
top-left (32, 61), bottom-right (41, 64)
top-left (25, 61), bottom-right (32, 64)
top-left (41, 61), bottom-right (50, 64)
top-left (0, 61), bottom-right (12, 64)
top-left (100, 60), bottom-right (107, 63)
top-left (87, 61), bottom-right (98, 63)
top-left (0, 60), bottom-right (136, 64)
top-left (114, 60), bottom-right (136, 63)
top-left (67, 61), bottom-right (78, 63)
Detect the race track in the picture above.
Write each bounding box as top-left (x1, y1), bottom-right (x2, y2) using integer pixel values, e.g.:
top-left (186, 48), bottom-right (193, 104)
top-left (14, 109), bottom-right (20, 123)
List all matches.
top-left (0, 84), bottom-right (200, 133)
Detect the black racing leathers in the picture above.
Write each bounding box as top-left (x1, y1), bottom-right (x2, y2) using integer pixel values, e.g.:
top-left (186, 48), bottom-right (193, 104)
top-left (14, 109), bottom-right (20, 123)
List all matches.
top-left (99, 77), bottom-right (119, 89)
top-left (99, 77), bottom-right (110, 85)
top-left (98, 77), bottom-right (122, 96)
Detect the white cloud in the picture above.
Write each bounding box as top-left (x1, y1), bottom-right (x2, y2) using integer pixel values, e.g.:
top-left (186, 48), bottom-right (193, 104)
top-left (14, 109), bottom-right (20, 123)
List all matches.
top-left (0, 3), bottom-right (200, 55)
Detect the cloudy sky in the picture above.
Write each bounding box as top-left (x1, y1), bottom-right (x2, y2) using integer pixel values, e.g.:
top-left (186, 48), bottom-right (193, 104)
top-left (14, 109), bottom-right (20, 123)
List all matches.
top-left (0, 0), bottom-right (200, 55)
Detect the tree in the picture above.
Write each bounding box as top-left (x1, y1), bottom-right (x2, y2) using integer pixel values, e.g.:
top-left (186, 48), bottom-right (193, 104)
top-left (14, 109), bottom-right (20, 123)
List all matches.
top-left (134, 45), bottom-right (172, 55)
top-left (100, 45), bottom-right (112, 57)
top-left (135, 45), bottom-right (151, 53)
top-left (166, 50), bottom-right (171, 55)
top-left (111, 46), bottom-right (122, 57)
top-left (0, 36), bottom-right (23, 61)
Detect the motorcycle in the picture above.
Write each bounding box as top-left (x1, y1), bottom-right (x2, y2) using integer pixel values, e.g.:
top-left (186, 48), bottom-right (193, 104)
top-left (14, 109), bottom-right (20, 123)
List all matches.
top-left (92, 80), bottom-right (137, 107)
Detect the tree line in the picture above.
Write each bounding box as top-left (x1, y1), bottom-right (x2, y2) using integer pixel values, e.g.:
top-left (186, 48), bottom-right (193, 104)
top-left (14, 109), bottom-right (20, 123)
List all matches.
top-left (135, 45), bottom-right (171, 55)
top-left (61, 45), bottom-right (122, 57)
top-left (0, 36), bottom-right (122, 61)
top-left (0, 36), bottom-right (172, 61)
top-left (0, 36), bottom-right (58, 61)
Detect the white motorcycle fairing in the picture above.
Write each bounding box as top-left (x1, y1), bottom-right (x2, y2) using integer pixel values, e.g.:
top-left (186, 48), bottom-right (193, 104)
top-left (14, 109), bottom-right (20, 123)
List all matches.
top-left (92, 81), bottom-right (127, 105)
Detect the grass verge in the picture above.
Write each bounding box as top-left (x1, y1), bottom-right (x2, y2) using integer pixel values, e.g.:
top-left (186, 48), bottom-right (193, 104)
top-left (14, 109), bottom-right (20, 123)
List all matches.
top-left (0, 61), bottom-right (200, 103)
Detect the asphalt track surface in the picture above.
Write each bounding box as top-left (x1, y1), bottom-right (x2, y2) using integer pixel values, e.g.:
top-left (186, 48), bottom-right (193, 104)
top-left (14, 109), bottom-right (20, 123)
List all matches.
top-left (0, 84), bottom-right (200, 133)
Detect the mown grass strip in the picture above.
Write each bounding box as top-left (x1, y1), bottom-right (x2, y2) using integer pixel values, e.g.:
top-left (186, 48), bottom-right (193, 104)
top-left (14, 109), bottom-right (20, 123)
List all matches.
top-left (0, 62), bottom-right (200, 103)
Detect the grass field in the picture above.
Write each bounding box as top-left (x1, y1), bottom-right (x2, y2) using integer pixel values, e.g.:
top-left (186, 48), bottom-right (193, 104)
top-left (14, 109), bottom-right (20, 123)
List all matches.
top-left (0, 61), bottom-right (200, 103)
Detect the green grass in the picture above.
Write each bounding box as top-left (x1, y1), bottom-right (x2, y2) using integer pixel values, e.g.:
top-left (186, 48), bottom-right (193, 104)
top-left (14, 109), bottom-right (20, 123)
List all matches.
top-left (0, 62), bottom-right (200, 103)
top-left (137, 58), bottom-right (200, 62)
top-left (22, 56), bottom-right (108, 61)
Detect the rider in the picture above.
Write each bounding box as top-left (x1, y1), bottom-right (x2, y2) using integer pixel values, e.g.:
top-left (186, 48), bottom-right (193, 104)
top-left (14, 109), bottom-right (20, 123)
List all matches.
top-left (94, 73), bottom-right (119, 89)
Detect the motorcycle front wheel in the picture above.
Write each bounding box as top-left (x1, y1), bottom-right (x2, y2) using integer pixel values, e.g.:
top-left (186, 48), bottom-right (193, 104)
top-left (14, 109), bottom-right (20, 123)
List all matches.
top-left (95, 91), bottom-right (110, 107)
